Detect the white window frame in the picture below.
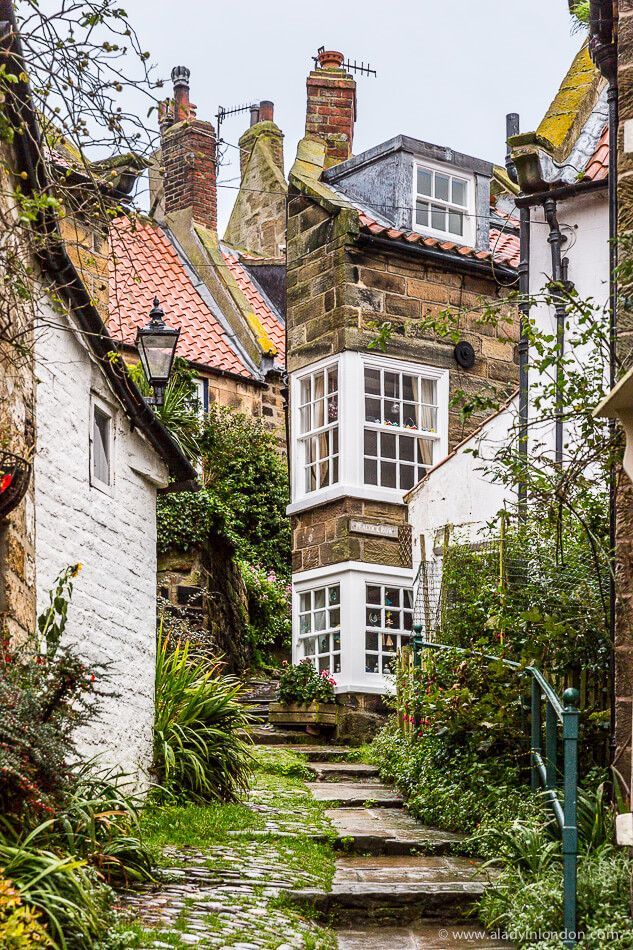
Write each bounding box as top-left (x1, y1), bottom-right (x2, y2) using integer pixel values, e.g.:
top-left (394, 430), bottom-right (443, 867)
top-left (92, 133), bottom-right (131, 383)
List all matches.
top-left (364, 582), bottom-right (414, 676)
top-left (297, 582), bottom-right (342, 674)
top-left (89, 395), bottom-right (115, 494)
top-left (292, 562), bottom-right (415, 695)
top-left (288, 353), bottom-right (449, 515)
top-left (412, 159), bottom-right (475, 246)
top-left (290, 355), bottom-right (341, 506)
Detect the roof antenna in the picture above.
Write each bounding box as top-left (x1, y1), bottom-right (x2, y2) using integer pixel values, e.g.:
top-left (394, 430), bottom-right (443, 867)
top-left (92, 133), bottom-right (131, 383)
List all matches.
top-left (216, 102), bottom-right (258, 135)
top-left (312, 46), bottom-right (377, 77)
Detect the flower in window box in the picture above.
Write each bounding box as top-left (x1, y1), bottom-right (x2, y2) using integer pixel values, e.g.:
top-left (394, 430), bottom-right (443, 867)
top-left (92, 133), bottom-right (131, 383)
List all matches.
top-left (0, 473), bottom-right (13, 493)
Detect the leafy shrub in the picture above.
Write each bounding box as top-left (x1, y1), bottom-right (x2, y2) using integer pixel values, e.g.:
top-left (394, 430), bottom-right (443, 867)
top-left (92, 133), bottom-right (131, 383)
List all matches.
top-left (278, 661), bottom-right (336, 705)
top-left (154, 632), bottom-right (253, 801)
top-left (0, 869), bottom-right (50, 947)
top-left (240, 562), bottom-right (291, 657)
top-left (157, 488), bottom-right (233, 554)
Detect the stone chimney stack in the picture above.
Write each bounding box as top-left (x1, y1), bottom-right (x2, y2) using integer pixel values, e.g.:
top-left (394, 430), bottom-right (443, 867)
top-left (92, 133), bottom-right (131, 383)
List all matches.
top-left (238, 100), bottom-right (283, 181)
top-left (159, 67), bottom-right (217, 231)
top-left (305, 49), bottom-right (356, 168)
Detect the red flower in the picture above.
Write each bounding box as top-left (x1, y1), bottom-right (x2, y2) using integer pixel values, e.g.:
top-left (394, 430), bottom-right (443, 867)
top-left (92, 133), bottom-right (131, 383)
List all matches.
top-left (0, 473), bottom-right (13, 493)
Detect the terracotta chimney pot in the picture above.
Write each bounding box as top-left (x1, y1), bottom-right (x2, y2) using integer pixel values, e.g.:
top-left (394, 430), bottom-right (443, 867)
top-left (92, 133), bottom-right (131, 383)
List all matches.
top-left (259, 100), bottom-right (274, 122)
top-left (318, 49), bottom-right (344, 70)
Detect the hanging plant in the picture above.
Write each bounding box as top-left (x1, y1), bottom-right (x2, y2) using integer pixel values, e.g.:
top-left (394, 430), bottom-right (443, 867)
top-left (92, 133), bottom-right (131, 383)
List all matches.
top-left (0, 451), bottom-right (31, 518)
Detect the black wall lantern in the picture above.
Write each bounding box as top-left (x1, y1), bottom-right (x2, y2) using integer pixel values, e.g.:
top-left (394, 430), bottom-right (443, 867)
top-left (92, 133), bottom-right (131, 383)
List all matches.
top-left (136, 297), bottom-right (180, 407)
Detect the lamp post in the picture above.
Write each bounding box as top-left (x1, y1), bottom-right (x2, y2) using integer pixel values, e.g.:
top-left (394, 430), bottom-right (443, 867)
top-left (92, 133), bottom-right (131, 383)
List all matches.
top-left (136, 297), bottom-right (180, 407)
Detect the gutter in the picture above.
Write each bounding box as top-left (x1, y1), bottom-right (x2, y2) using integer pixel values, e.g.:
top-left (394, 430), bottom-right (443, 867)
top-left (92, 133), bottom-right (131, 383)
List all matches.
top-left (515, 177), bottom-right (607, 207)
top-left (357, 233), bottom-right (517, 284)
top-left (0, 3), bottom-right (197, 490)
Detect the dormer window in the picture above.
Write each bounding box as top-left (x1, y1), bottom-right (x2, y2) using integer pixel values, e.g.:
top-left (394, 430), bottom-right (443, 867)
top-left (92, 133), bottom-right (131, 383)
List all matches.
top-left (414, 163), bottom-right (472, 242)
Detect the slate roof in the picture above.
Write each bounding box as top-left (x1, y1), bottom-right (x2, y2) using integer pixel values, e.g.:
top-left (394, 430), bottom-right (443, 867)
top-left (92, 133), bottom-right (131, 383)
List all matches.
top-left (109, 217), bottom-right (277, 380)
top-left (221, 247), bottom-right (286, 365)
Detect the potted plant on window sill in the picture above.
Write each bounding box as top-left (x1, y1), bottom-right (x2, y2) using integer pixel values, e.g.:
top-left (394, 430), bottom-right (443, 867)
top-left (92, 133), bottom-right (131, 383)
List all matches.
top-left (268, 660), bottom-right (338, 729)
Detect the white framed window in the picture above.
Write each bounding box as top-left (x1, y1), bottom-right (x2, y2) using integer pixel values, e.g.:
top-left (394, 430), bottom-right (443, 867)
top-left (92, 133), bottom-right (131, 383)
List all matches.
top-left (298, 583), bottom-right (341, 674)
top-left (364, 364), bottom-right (440, 491)
top-left (298, 363), bottom-right (339, 494)
top-left (413, 162), bottom-right (473, 243)
top-left (90, 398), bottom-right (114, 491)
top-left (365, 583), bottom-right (413, 675)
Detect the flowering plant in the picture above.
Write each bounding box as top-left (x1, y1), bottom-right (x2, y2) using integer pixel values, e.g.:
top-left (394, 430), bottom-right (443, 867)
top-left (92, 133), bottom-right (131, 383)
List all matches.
top-left (278, 659), bottom-right (336, 705)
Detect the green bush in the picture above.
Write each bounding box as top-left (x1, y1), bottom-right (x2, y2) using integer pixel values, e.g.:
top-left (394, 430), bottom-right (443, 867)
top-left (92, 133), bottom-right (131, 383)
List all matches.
top-left (0, 869), bottom-right (50, 947)
top-left (153, 632), bottom-right (253, 801)
top-left (278, 661), bottom-right (337, 706)
top-left (240, 562), bottom-right (291, 658)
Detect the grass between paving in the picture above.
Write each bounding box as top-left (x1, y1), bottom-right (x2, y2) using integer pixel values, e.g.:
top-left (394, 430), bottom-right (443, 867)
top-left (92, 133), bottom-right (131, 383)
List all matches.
top-left (112, 746), bottom-right (338, 949)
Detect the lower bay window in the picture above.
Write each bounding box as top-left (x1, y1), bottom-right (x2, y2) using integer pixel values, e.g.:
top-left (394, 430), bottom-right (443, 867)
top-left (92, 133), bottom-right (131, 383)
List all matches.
top-left (293, 566), bottom-right (414, 691)
top-left (290, 353), bottom-right (448, 511)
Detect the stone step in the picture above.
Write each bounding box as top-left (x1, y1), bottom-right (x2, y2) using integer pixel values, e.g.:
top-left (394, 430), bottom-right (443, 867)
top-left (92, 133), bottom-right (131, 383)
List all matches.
top-left (287, 857), bottom-right (486, 925)
top-left (244, 726), bottom-right (325, 746)
top-left (307, 781), bottom-right (403, 807)
top-left (336, 924), bottom-right (511, 948)
top-left (309, 762), bottom-right (380, 782)
top-left (244, 706), bottom-right (270, 720)
top-left (327, 807), bottom-right (465, 856)
top-left (279, 745), bottom-right (352, 762)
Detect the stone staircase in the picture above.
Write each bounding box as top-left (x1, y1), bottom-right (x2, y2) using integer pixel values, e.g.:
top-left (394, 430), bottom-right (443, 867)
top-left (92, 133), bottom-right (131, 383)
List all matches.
top-left (283, 745), bottom-right (511, 948)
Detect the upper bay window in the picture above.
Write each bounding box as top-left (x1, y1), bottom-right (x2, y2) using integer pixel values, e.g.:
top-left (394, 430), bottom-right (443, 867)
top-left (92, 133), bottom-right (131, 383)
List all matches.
top-left (414, 163), bottom-right (472, 242)
top-left (299, 364), bottom-right (339, 494)
top-left (364, 366), bottom-right (438, 491)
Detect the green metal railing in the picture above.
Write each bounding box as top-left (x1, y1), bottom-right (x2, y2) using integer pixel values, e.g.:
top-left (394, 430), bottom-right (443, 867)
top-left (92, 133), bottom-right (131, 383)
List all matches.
top-left (412, 633), bottom-right (580, 948)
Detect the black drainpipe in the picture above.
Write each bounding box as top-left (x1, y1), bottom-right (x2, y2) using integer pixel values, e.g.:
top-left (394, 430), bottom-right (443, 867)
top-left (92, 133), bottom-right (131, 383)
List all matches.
top-left (543, 197), bottom-right (568, 465)
top-left (607, 81), bottom-right (618, 767)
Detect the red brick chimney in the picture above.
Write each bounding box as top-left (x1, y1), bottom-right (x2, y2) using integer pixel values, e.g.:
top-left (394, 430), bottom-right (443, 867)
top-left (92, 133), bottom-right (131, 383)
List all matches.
top-left (305, 49), bottom-right (356, 168)
top-left (159, 66), bottom-right (217, 231)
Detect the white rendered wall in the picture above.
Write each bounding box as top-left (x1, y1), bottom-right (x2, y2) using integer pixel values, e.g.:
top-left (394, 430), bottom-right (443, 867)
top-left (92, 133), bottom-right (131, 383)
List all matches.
top-left (34, 303), bottom-right (168, 790)
top-left (527, 191), bottom-right (609, 459)
top-left (407, 398), bottom-right (518, 574)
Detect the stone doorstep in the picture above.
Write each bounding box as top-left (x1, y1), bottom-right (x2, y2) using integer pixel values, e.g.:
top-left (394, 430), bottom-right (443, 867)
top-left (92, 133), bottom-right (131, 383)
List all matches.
top-left (308, 762), bottom-right (381, 781)
top-left (279, 745), bottom-right (353, 761)
top-left (336, 924), bottom-right (511, 949)
top-left (241, 727), bottom-right (325, 746)
top-left (307, 781), bottom-right (404, 806)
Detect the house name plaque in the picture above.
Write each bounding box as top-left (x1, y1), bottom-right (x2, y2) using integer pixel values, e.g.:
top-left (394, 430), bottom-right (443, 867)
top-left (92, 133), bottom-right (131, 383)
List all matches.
top-left (349, 519), bottom-right (399, 540)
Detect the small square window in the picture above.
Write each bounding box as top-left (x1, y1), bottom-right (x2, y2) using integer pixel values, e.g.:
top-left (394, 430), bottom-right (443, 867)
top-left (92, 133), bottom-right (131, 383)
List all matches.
top-left (414, 164), bottom-right (471, 241)
top-left (92, 403), bottom-right (112, 487)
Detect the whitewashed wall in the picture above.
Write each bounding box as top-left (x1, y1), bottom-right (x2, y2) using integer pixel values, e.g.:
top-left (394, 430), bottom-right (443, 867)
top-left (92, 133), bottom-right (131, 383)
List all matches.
top-left (407, 397), bottom-right (518, 574)
top-left (527, 191), bottom-right (609, 459)
top-left (34, 301), bottom-right (168, 790)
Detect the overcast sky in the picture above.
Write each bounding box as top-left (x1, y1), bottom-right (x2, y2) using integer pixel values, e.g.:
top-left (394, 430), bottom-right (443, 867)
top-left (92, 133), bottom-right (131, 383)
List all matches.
top-left (121, 0), bottom-right (584, 231)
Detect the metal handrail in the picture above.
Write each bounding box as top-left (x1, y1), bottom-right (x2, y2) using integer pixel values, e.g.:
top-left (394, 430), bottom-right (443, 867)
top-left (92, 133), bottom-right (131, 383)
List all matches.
top-left (412, 635), bottom-right (580, 948)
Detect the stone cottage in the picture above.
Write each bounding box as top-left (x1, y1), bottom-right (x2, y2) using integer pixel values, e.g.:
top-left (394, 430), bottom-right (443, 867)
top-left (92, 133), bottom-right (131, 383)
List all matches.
top-left (0, 4), bottom-right (196, 789)
top-left (286, 49), bottom-right (520, 703)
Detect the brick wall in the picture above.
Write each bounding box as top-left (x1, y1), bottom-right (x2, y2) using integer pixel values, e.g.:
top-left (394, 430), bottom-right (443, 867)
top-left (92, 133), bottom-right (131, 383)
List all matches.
top-left (201, 369), bottom-right (287, 451)
top-left (34, 298), bottom-right (169, 790)
top-left (305, 53), bottom-right (356, 168)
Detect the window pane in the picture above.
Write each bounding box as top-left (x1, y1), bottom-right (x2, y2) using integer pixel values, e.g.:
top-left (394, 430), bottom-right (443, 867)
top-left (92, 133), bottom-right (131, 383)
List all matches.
top-left (400, 465), bottom-right (415, 490)
top-left (385, 588), bottom-right (400, 608)
top-left (333, 655), bottom-right (341, 673)
top-left (364, 429), bottom-right (378, 456)
top-left (329, 608), bottom-right (340, 628)
top-left (366, 607), bottom-right (381, 627)
top-left (385, 400), bottom-right (400, 426)
top-left (300, 405), bottom-right (310, 434)
top-left (381, 461), bottom-right (397, 488)
top-left (366, 586), bottom-right (381, 605)
top-left (314, 589), bottom-right (326, 609)
top-left (448, 210), bottom-right (464, 236)
top-left (314, 398), bottom-right (325, 429)
top-left (400, 436), bottom-right (415, 462)
top-left (300, 378), bottom-right (311, 406)
top-left (329, 585), bottom-right (340, 606)
top-left (314, 610), bottom-right (326, 631)
top-left (382, 632), bottom-right (397, 651)
top-left (402, 375), bottom-right (417, 402)
top-left (300, 615), bottom-right (311, 635)
top-left (420, 379), bottom-right (436, 405)
top-left (319, 656), bottom-right (330, 673)
top-left (402, 402), bottom-right (418, 428)
top-left (384, 373), bottom-right (400, 398)
top-left (333, 632), bottom-right (341, 650)
top-left (415, 200), bottom-right (429, 227)
top-left (381, 432), bottom-right (397, 459)
top-left (365, 367), bottom-right (381, 395)
top-left (420, 405), bottom-right (437, 430)
top-left (318, 634), bottom-right (329, 654)
top-left (327, 395), bottom-right (338, 422)
top-left (403, 612), bottom-right (413, 631)
top-left (452, 178), bottom-right (467, 206)
top-left (303, 638), bottom-right (315, 656)
top-left (431, 205), bottom-right (446, 231)
top-left (93, 406), bottom-right (111, 485)
top-left (435, 173), bottom-right (450, 201)
top-left (366, 631), bottom-right (379, 651)
top-left (417, 438), bottom-right (434, 466)
top-left (417, 167), bottom-right (432, 196)
top-left (300, 592), bottom-right (310, 612)
top-left (332, 456), bottom-right (339, 482)
top-left (366, 654), bottom-right (379, 674)
top-left (403, 590), bottom-right (413, 610)
top-left (364, 459), bottom-right (378, 484)
top-left (327, 367), bottom-right (338, 393)
top-left (365, 397), bottom-right (381, 423)
top-left (382, 656), bottom-right (395, 675)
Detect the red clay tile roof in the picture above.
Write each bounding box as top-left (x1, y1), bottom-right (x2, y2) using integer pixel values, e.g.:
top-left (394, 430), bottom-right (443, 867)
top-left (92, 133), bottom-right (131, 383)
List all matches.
top-left (221, 247), bottom-right (286, 364)
top-left (584, 125), bottom-right (608, 182)
top-left (357, 210), bottom-right (520, 270)
top-left (109, 218), bottom-right (255, 378)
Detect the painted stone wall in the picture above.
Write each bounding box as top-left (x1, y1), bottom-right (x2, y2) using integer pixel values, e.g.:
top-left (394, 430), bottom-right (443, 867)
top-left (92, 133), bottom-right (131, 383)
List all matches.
top-left (34, 299), bottom-right (168, 790)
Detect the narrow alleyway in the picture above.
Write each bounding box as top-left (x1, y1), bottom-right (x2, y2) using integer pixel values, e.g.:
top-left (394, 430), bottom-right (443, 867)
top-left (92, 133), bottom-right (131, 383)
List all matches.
top-left (120, 683), bottom-right (511, 948)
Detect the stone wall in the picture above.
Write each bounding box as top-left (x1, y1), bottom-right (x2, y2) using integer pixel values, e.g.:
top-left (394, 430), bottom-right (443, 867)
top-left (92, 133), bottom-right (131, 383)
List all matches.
top-left (34, 297), bottom-right (169, 790)
top-left (201, 368), bottom-right (287, 452)
top-left (158, 538), bottom-right (252, 675)
top-left (292, 498), bottom-right (411, 574)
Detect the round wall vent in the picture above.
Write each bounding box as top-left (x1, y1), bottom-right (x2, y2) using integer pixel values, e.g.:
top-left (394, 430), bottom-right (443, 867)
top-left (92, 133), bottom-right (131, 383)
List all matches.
top-left (454, 340), bottom-right (476, 370)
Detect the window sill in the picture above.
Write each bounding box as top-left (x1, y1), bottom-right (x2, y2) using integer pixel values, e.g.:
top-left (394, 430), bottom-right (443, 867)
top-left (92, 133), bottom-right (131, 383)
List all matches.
top-left (287, 483), bottom-right (410, 516)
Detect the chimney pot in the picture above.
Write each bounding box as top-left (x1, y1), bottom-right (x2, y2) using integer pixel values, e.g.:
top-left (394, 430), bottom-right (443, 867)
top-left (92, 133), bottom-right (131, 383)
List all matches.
top-left (259, 100), bottom-right (274, 122)
top-left (318, 49), bottom-right (344, 70)
top-left (250, 104), bottom-right (260, 127)
top-left (171, 65), bottom-right (191, 123)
